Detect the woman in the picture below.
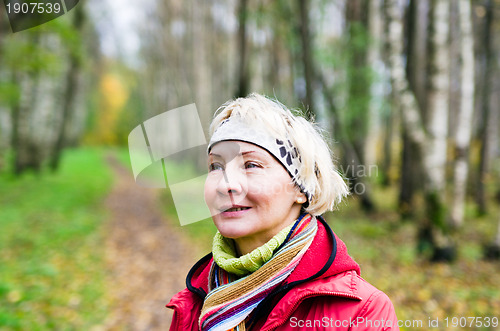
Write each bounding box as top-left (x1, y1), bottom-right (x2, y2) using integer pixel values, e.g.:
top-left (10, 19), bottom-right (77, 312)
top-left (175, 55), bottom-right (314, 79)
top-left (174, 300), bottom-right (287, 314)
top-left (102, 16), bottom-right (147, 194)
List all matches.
top-left (167, 94), bottom-right (399, 330)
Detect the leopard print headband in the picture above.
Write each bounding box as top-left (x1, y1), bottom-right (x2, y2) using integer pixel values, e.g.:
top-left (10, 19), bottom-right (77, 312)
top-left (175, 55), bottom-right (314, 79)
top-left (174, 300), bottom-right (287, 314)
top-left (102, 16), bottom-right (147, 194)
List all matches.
top-left (207, 115), bottom-right (312, 201)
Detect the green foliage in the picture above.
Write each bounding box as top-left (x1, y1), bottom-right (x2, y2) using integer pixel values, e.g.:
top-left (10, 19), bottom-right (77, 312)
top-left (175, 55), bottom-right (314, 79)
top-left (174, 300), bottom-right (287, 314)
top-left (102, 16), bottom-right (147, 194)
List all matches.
top-left (425, 191), bottom-right (448, 232)
top-left (83, 60), bottom-right (145, 147)
top-left (1, 12), bottom-right (81, 76)
top-left (0, 82), bottom-right (20, 107)
top-left (315, 17), bottom-right (382, 149)
top-left (114, 82), bottom-right (146, 146)
top-left (0, 148), bottom-right (112, 329)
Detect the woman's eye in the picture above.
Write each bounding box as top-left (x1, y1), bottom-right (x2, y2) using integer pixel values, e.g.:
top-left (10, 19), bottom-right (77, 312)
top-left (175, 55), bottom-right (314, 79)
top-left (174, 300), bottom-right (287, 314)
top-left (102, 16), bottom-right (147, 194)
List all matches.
top-left (209, 163), bottom-right (223, 171)
top-left (245, 162), bottom-right (260, 169)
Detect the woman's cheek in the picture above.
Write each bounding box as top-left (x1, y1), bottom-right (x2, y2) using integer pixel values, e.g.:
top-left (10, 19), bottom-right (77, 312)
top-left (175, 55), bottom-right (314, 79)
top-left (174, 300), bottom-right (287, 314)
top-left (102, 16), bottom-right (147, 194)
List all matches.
top-left (204, 177), bottom-right (216, 210)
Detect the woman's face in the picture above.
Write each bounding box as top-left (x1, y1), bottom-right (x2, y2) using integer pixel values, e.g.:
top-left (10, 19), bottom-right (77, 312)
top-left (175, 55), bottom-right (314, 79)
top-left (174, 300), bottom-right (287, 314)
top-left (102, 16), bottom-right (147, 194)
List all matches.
top-left (204, 141), bottom-right (304, 253)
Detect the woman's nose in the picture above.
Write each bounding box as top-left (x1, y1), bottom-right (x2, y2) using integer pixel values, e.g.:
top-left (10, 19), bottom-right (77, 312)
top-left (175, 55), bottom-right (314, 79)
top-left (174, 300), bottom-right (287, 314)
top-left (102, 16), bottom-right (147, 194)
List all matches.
top-left (216, 164), bottom-right (245, 196)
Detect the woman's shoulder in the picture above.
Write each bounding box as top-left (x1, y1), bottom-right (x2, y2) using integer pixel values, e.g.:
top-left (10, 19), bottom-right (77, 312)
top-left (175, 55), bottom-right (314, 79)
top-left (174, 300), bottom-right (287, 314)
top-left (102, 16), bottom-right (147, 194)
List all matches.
top-left (261, 271), bottom-right (399, 330)
top-left (304, 271), bottom-right (397, 320)
top-left (284, 269), bottom-right (382, 304)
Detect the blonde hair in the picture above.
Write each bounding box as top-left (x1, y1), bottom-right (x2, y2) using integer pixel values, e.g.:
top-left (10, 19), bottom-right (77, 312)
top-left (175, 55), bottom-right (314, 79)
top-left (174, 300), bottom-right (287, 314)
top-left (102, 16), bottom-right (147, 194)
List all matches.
top-left (208, 93), bottom-right (349, 215)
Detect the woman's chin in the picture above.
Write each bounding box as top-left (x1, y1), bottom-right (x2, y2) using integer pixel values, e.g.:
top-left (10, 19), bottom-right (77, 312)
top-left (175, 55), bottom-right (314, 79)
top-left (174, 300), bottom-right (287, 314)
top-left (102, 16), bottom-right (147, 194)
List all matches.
top-left (218, 228), bottom-right (250, 240)
top-left (214, 221), bottom-right (253, 240)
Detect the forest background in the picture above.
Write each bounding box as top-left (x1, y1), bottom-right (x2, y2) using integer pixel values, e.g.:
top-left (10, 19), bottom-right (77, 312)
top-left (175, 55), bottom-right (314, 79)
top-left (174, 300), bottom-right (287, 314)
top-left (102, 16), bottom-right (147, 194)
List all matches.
top-left (0, 0), bottom-right (499, 330)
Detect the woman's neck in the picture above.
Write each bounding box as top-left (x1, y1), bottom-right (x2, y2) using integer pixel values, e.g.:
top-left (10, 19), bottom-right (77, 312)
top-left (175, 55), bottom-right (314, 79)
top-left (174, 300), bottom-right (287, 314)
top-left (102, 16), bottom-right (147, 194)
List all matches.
top-left (234, 236), bottom-right (269, 256)
top-left (233, 212), bottom-right (301, 255)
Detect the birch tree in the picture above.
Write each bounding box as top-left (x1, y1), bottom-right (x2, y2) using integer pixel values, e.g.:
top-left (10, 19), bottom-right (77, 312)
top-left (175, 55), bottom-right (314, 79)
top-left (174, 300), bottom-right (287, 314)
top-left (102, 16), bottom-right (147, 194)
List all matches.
top-left (0, 5), bottom-right (10, 170)
top-left (476, 0), bottom-right (495, 215)
top-left (342, 0), bottom-right (375, 211)
top-left (297, 0), bottom-right (315, 118)
top-left (398, 0), bottom-right (428, 217)
top-left (235, 0), bottom-right (250, 98)
top-left (0, 2), bottom-right (99, 175)
top-left (450, 0), bottom-right (475, 228)
top-left (50, 5), bottom-right (86, 170)
top-left (484, 208), bottom-right (500, 259)
top-left (365, 0), bottom-right (384, 168)
top-left (386, 0), bottom-right (454, 260)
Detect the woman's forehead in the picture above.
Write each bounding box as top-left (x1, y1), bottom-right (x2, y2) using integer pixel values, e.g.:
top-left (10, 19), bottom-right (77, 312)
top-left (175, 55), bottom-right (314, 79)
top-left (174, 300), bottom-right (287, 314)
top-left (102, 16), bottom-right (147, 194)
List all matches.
top-left (209, 141), bottom-right (270, 158)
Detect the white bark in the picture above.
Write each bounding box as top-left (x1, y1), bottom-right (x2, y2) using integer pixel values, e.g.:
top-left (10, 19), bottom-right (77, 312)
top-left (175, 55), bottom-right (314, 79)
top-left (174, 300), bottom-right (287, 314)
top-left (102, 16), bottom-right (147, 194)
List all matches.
top-left (410, 0), bottom-right (429, 110)
top-left (0, 63), bottom-right (11, 169)
top-left (365, 0), bottom-right (384, 167)
top-left (0, 105), bottom-right (9, 169)
top-left (424, 0), bottom-right (450, 193)
top-left (385, 0), bottom-right (427, 146)
top-left (450, 0), bottom-right (475, 227)
top-left (386, 0), bottom-right (451, 237)
top-left (193, 0), bottom-right (212, 120)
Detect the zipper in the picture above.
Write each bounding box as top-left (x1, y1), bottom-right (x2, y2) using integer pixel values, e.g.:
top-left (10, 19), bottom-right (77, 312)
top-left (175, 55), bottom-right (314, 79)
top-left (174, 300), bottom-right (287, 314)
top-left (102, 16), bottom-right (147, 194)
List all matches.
top-left (261, 291), bottom-right (362, 331)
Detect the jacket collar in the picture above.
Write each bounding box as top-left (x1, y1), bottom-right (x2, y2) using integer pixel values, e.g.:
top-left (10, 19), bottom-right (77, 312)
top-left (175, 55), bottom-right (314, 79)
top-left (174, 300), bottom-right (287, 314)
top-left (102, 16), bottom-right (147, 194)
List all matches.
top-left (185, 216), bottom-right (360, 300)
top-left (246, 216), bottom-right (360, 325)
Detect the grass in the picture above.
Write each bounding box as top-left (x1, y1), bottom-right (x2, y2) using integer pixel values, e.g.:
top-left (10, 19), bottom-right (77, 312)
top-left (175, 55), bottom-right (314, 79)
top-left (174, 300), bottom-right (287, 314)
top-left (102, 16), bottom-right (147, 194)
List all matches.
top-left (0, 148), bottom-right (113, 330)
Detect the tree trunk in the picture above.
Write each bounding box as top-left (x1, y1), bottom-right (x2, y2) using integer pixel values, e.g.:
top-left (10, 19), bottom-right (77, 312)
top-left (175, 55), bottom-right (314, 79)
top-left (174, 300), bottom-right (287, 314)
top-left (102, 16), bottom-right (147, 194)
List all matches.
top-left (385, 0), bottom-right (426, 148)
top-left (385, 0), bottom-right (454, 261)
top-left (423, 0), bottom-right (453, 261)
top-left (345, 0), bottom-right (369, 164)
top-left (449, 0), bottom-right (475, 228)
top-left (318, 74), bottom-right (375, 212)
top-left (13, 61), bottom-right (43, 175)
top-left (399, 0), bottom-right (428, 216)
top-left (425, 0), bottom-right (449, 197)
top-left (398, 133), bottom-right (419, 218)
top-left (0, 2), bottom-right (8, 171)
top-left (365, 0), bottom-right (384, 168)
top-left (235, 0), bottom-right (249, 98)
top-left (192, 0), bottom-right (212, 123)
top-left (0, 3), bottom-right (8, 56)
top-left (381, 104), bottom-right (395, 186)
top-left (0, 105), bottom-right (8, 171)
top-left (476, 0), bottom-right (494, 215)
top-left (484, 194), bottom-right (500, 260)
top-left (297, 0), bottom-right (315, 118)
top-left (50, 5), bottom-right (85, 171)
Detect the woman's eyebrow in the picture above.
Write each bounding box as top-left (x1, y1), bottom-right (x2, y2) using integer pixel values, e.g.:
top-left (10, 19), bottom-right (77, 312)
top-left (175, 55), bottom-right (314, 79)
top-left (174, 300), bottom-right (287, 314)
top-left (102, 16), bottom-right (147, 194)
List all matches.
top-left (209, 151), bottom-right (260, 157)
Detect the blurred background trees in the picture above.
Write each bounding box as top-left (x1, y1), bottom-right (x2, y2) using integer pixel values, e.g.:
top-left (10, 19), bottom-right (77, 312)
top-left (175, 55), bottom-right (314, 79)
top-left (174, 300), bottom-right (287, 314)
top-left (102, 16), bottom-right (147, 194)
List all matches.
top-left (2, 1), bottom-right (500, 328)
top-left (1, 0), bottom-right (499, 263)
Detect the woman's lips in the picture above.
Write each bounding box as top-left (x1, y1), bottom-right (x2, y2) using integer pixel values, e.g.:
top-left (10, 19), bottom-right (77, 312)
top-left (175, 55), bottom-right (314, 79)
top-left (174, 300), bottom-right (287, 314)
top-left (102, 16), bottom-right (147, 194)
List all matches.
top-left (219, 206), bottom-right (251, 217)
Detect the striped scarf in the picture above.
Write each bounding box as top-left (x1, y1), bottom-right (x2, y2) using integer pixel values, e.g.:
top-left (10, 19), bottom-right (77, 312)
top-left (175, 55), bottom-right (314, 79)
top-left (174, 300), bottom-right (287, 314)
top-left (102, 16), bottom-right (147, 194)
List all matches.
top-left (199, 214), bottom-right (318, 331)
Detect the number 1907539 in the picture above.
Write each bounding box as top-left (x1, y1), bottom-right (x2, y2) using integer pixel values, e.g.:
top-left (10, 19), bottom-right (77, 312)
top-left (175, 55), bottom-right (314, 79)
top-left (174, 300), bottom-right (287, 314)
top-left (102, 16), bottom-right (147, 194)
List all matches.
top-left (5, 2), bottom-right (62, 14)
top-left (444, 316), bottom-right (498, 328)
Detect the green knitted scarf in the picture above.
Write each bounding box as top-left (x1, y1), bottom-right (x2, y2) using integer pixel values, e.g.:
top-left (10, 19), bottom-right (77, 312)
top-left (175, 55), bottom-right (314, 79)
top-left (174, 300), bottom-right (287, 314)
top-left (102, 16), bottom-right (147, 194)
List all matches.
top-left (212, 223), bottom-right (294, 276)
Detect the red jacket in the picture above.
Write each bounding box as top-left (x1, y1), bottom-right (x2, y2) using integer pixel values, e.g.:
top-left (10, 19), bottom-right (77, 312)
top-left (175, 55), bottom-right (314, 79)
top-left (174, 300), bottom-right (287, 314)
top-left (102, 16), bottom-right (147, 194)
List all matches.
top-left (167, 218), bottom-right (399, 330)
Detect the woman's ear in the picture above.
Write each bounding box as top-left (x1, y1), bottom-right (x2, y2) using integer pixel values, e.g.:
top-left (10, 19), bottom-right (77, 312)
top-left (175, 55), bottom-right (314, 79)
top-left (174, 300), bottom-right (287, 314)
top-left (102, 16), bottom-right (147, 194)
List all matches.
top-left (295, 193), bottom-right (307, 204)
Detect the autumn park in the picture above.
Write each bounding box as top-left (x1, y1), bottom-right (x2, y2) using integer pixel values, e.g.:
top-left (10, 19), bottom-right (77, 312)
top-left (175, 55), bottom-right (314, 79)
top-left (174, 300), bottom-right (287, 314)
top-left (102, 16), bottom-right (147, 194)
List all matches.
top-left (0, 0), bottom-right (499, 330)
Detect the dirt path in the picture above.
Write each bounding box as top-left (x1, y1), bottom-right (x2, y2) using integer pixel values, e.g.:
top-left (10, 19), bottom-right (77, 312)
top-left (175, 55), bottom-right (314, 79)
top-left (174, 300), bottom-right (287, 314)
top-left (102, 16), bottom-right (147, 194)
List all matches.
top-left (102, 155), bottom-right (199, 330)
